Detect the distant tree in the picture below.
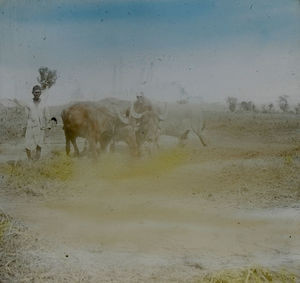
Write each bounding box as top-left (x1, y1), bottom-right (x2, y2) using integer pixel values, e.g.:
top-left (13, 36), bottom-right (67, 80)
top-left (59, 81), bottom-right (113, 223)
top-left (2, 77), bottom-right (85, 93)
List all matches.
top-left (295, 103), bottom-right (300, 115)
top-left (240, 101), bottom-right (255, 112)
top-left (267, 103), bottom-right (274, 112)
top-left (176, 98), bottom-right (189, 105)
top-left (261, 104), bottom-right (268, 113)
top-left (240, 101), bottom-right (248, 111)
top-left (37, 67), bottom-right (57, 90)
top-left (278, 95), bottom-right (289, 112)
top-left (226, 97), bottom-right (238, 112)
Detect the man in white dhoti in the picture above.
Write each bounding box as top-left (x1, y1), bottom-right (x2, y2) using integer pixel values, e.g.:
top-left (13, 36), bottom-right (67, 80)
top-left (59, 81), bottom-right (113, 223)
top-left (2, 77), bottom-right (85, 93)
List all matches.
top-left (15, 85), bottom-right (50, 160)
top-left (26, 85), bottom-right (50, 160)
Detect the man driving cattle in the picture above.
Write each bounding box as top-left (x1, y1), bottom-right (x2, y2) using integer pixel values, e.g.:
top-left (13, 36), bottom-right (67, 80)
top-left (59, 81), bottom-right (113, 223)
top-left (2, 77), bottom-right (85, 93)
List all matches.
top-left (134, 92), bottom-right (153, 113)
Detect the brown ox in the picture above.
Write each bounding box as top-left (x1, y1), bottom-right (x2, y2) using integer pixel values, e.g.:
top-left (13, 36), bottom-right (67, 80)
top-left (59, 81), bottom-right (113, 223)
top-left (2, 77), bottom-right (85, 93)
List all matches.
top-left (61, 102), bottom-right (138, 157)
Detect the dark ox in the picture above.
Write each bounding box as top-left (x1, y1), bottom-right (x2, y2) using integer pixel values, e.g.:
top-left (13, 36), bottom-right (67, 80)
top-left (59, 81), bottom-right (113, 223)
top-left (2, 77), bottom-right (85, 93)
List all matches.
top-left (95, 97), bottom-right (167, 155)
top-left (61, 102), bottom-right (138, 157)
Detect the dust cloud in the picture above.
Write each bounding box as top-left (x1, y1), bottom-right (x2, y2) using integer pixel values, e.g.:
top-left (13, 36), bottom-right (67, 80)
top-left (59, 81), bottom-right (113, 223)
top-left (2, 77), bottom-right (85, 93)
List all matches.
top-left (0, 103), bottom-right (300, 281)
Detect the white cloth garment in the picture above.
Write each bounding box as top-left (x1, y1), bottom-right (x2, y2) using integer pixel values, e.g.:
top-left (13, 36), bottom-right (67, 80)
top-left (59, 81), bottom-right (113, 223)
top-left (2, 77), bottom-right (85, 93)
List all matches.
top-left (24, 100), bottom-right (50, 150)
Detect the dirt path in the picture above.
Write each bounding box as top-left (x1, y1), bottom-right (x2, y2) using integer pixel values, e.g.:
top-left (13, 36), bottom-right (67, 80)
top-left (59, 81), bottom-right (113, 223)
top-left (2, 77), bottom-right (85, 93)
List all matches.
top-left (1, 116), bottom-right (300, 281)
top-left (1, 138), bottom-right (300, 281)
top-left (1, 191), bottom-right (299, 271)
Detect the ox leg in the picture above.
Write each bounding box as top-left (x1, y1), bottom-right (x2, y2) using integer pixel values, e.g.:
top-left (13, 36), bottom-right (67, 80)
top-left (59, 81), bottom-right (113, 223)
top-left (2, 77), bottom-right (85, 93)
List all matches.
top-left (155, 128), bottom-right (161, 150)
top-left (155, 141), bottom-right (160, 150)
top-left (88, 138), bottom-right (97, 158)
top-left (154, 135), bottom-right (160, 150)
top-left (65, 136), bottom-right (71, 156)
top-left (195, 133), bottom-right (207, 147)
top-left (100, 140), bottom-right (108, 153)
top-left (26, 148), bottom-right (33, 160)
top-left (125, 135), bottom-right (139, 157)
top-left (136, 140), bottom-right (142, 157)
top-left (178, 130), bottom-right (190, 148)
top-left (109, 141), bottom-right (115, 153)
top-left (145, 141), bottom-right (152, 156)
top-left (100, 134), bottom-right (112, 153)
top-left (81, 140), bottom-right (89, 155)
top-left (71, 137), bottom-right (80, 157)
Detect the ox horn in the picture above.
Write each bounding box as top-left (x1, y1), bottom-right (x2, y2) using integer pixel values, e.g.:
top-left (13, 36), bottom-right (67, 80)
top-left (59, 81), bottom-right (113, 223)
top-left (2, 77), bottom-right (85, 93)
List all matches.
top-left (129, 102), bottom-right (144, 119)
top-left (113, 107), bottom-right (129, 124)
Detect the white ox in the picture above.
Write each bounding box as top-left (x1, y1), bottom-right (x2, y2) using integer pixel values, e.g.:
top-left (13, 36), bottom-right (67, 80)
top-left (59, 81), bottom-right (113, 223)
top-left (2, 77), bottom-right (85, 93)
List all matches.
top-left (160, 102), bottom-right (206, 147)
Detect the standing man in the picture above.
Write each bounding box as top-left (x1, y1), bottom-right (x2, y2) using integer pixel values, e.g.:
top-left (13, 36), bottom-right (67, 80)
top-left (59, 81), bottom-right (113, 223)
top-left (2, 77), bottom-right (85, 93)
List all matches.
top-left (15, 85), bottom-right (50, 160)
top-left (134, 91), bottom-right (153, 113)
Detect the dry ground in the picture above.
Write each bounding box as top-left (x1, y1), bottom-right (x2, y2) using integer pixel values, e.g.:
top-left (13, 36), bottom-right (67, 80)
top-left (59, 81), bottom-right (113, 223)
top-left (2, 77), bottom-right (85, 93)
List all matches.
top-left (0, 110), bottom-right (299, 282)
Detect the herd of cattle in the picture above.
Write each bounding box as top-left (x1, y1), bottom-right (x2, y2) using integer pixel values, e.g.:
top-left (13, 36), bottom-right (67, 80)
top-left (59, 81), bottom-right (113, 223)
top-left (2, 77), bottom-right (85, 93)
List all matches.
top-left (60, 95), bottom-right (206, 157)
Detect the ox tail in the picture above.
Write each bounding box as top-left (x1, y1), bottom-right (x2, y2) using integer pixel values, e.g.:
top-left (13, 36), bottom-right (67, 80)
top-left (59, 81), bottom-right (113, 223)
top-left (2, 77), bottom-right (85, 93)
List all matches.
top-left (61, 109), bottom-right (71, 154)
top-left (61, 109), bottom-right (67, 122)
top-left (61, 109), bottom-right (68, 130)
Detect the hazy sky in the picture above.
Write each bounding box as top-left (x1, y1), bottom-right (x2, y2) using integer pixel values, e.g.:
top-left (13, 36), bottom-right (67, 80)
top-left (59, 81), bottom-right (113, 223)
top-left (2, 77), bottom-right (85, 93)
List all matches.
top-left (0, 0), bottom-right (299, 105)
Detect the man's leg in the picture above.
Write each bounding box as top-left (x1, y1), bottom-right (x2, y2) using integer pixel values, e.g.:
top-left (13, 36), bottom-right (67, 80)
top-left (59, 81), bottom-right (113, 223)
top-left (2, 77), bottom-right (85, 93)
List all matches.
top-left (35, 145), bottom-right (41, 160)
top-left (25, 148), bottom-right (32, 160)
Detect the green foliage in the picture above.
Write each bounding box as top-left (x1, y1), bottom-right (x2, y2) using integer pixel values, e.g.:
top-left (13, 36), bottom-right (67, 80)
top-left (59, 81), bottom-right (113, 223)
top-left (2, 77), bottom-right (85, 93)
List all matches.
top-left (37, 67), bottom-right (57, 90)
top-left (0, 214), bottom-right (9, 242)
top-left (226, 97), bottom-right (238, 112)
top-left (3, 152), bottom-right (74, 185)
top-left (278, 95), bottom-right (289, 113)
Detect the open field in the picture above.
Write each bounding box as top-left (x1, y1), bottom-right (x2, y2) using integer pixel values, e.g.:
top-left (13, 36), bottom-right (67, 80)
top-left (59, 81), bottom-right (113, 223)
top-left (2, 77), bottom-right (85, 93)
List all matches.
top-left (0, 106), bottom-right (299, 282)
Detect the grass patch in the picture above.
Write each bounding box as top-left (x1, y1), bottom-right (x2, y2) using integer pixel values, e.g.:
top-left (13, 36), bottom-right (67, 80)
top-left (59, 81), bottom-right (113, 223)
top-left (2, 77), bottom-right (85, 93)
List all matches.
top-left (0, 213), bottom-right (9, 242)
top-left (197, 267), bottom-right (296, 283)
top-left (3, 151), bottom-right (74, 183)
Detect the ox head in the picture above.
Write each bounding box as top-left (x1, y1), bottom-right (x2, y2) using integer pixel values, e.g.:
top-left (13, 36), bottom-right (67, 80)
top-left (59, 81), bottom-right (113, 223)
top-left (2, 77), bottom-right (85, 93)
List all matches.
top-left (134, 103), bottom-right (167, 148)
top-left (115, 101), bottom-right (167, 155)
top-left (113, 104), bottom-right (140, 131)
top-left (114, 107), bottom-right (130, 125)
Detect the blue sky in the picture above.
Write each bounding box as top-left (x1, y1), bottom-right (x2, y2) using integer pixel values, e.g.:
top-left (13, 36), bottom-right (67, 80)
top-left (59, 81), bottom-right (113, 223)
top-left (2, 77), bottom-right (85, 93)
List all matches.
top-left (0, 0), bottom-right (299, 104)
